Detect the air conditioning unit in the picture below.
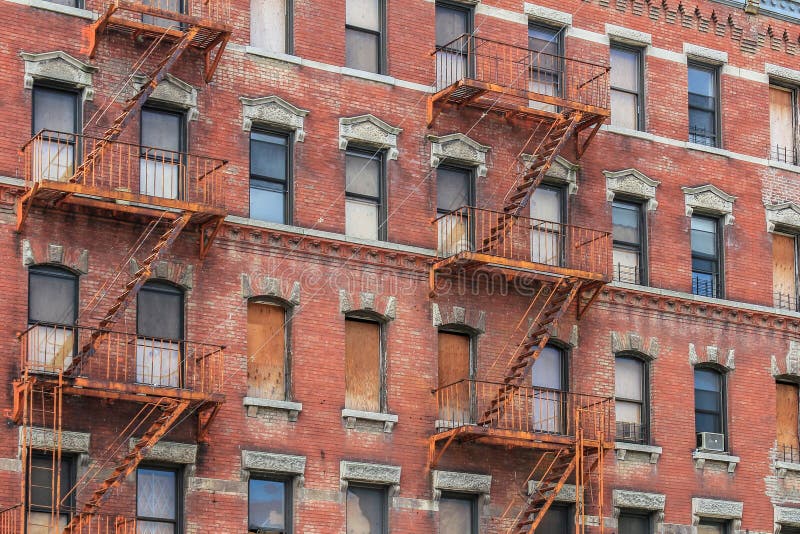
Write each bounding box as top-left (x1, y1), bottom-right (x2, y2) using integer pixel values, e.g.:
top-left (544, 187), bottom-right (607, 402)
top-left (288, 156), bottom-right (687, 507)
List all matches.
top-left (697, 432), bottom-right (725, 452)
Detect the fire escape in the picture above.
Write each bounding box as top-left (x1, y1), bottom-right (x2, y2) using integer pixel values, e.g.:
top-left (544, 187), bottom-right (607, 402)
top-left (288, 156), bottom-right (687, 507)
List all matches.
top-left (6, 1), bottom-right (230, 531)
top-left (428, 35), bottom-right (614, 532)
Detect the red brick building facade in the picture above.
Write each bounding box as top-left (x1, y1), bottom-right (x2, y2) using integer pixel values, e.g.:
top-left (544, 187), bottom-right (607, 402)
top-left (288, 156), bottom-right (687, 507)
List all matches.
top-left (1, 0), bottom-right (800, 531)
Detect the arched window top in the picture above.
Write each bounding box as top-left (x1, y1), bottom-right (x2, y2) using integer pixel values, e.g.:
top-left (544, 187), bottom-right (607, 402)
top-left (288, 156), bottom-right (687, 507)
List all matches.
top-left (437, 322), bottom-right (480, 337)
top-left (616, 350), bottom-right (652, 362)
top-left (143, 278), bottom-right (184, 294)
top-left (345, 309), bottom-right (387, 324)
top-left (30, 263), bottom-right (81, 278)
top-left (248, 294), bottom-right (294, 310)
top-left (694, 361), bottom-right (728, 375)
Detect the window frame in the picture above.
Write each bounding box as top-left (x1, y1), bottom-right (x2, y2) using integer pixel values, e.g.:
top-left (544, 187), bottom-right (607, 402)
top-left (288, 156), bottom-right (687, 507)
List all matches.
top-left (694, 365), bottom-right (728, 449)
top-left (611, 198), bottom-right (647, 285)
top-left (769, 81), bottom-right (799, 165)
top-left (344, 0), bottom-right (387, 74)
top-left (609, 43), bottom-right (645, 131)
top-left (135, 465), bottom-right (183, 533)
top-left (28, 265), bottom-right (79, 328)
top-left (247, 297), bottom-right (293, 401)
top-left (345, 483), bottom-right (389, 534)
top-left (344, 147), bottom-right (387, 241)
top-left (344, 314), bottom-right (387, 412)
top-left (530, 182), bottom-right (567, 267)
top-left (247, 474), bottom-right (293, 534)
top-left (27, 452), bottom-right (76, 519)
top-left (617, 509), bottom-right (653, 534)
top-left (249, 128), bottom-right (293, 225)
top-left (435, 0), bottom-right (474, 42)
top-left (136, 280), bottom-right (185, 342)
top-left (140, 105), bottom-right (187, 162)
top-left (687, 61), bottom-right (721, 148)
top-left (439, 491), bottom-right (479, 534)
top-left (772, 230), bottom-right (800, 311)
top-left (528, 22), bottom-right (565, 100)
top-left (614, 352), bottom-right (650, 445)
top-left (697, 518), bottom-right (730, 533)
top-left (690, 214), bottom-right (724, 298)
top-left (31, 83), bottom-right (81, 137)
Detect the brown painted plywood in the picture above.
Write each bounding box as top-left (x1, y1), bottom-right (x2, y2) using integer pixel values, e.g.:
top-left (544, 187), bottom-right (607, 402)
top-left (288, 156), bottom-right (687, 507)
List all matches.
top-left (345, 319), bottom-right (381, 412)
top-left (246, 302), bottom-right (286, 400)
top-left (778, 382), bottom-right (800, 450)
top-left (773, 233), bottom-right (797, 304)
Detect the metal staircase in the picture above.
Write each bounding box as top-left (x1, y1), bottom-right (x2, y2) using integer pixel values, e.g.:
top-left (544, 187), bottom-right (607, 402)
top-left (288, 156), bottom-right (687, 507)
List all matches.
top-left (513, 449), bottom-right (577, 534)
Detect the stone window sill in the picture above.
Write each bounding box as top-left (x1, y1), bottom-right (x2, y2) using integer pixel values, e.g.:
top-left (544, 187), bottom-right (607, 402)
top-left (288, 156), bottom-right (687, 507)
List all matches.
top-left (9, 0), bottom-right (97, 19)
top-left (341, 67), bottom-right (396, 86)
top-left (693, 450), bottom-right (740, 472)
top-left (768, 159), bottom-right (800, 174)
top-left (244, 46), bottom-right (302, 65)
top-left (244, 397), bottom-right (302, 421)
top-left (775, 460), bottom-right (800, 478)
top-left (601, 124), bottom-right (655, 142)
top-left (342, 409), bottom-right (398, 432)
top-left (685, 142), bottom-right (730, 158)
top-left (614, 442), bottom-right (662, 463)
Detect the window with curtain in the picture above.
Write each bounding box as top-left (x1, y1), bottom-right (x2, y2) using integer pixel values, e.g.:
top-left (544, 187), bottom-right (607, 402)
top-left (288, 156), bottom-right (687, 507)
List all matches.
top-left (137, 466), bottom-right (181, 533)
top-left (435, 2), bottom-right (472, 90)
top-left (531, 345), bottom-right (566, 434)
top-left (691, 215), bottom-right (721, 298)
top-left (249, 477), bottom-right (291, 533)
top-left (688, 63), bottom-right (719, 147)
top-left (346, 485), bottom-right (386, 534)
top-left (439, 493), bottom-right (477, 534)
top-left (530, 185), bottom-right (564, 266)
top-left (436, 166), bottom-right (473, 255)
top-left (770, 84), bottom-right (797, 165)
top-left (250, 130), bottom-right (290, 224)
top-left (612, 200), bottom-right (645, 284)
top-left (136, 281), bottom-right (184, 387)
top-left (345, 0), bottom-right (384, 73)
top-left (250, 0), bottom-right (291, 53)
top-left (140, 107), bottom-right (184, 200)
top-left (610, 45), bottom-right (643, 130)
top-left (32, 86), bottom-right (79, 183)
top-left (615, 355), bottom-right (647, 443)
top-left (28, 266), bottom-right (78, 373)
top-left (345, 149), bottom-right (385, 241)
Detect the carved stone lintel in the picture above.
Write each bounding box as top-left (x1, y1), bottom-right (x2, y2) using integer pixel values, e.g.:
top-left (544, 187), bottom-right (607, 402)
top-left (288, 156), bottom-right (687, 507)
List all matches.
top-left (242, 450), bottom-right (307, 477)
top-left (242, 274), bottom-right (301, 306)
top-left (766, 202), bottom-right (800, 233)
top-left (525, 155), bottom-right (579, 195)
top-left (776, 505), bottom-right (800, 530)
top-left (339, 115), bottom-right (402, 160)
top-left (20, 427), bottom-right (90, 455)
top-left (130, 439), bottom-right (197, 465)
top-left (691, 497), bottom-right (743, 526)
top-left (21, 51), bottom-right (97, 101)
top-left (682, 184), bottom-right (736, 225)
top-left (132, 73), bottom-right (198, 121)
top-left (610, 331), bottom-right (659, 359)
top-left (604, 168), bottom-right (660, 210)
top-left (689, 343), bottom-right (735, 371)
top-left (432, 470), bottom-right (491, 500)
top-left (340, 461), bottom-right (401, 494)
top-left (432, 303), bottom-right (486, 333)
top-left (612, 490), bottom-right (666, 520)
top-left (339, 289), bottom-right (397, 321)
top-left (240, 95), bottom-right (309, 141)
top-left (429, 133), bottom-right (491, 177)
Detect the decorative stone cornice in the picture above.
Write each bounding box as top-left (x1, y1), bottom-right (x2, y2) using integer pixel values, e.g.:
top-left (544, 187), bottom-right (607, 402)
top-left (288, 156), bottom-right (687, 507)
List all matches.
top-left (132, 73), bottom-right (198, 120)
top-left (339, 290), bottom-right (396, 321)
top-left (604, 168), bottom-right (660, 210)
top-left (22, 239), bottom-right (89, 273)
top-left (21, 51), bottom-right (97, 101)
top-left (766, 202), bottom-right (800, 233)
top-left (130, 259), bottom-right (193, 289)
top-left (612, 490), bottom-right (665, 521)
top-left (240, 96), bottom-right (309, 141)
top-left (340, 461), bottom-right (401, 498)
top-left (689, 343), bottom-right (735, 370)
top-left (429, 134), bottom-right (491, 178)
top-left (241, 274), bottom-right (301, 304)
top-left (766, 64), bottom-right (800, 86)
top-left (528, 480), bottom-right (579, 503)
top-left (692, 498), bottom-right (742, 528)
top-left (771, 341), bottom-right (800, 378)
top-left (611, 331), bottom-right (659, 359)
top-left (339, 115), bottom-right (402, 160)
top-left (242, 450), bottom-right (306, 479)
top-left (432, 304), bottom-right (486, 333)
top-left (682, 184), bottom-right (736, 225)
top-left (523, 155), bottom-right (579, 195)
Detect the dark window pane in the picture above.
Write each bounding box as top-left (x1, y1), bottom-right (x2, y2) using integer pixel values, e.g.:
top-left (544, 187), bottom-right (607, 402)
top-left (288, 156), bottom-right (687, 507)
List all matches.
top-left (529, 26), bottom-right (560, 55)
top-left (696, 390), bottom-right (721, 412)
top-left (30, 455), bottom-right (73, 510)
top-left (691, 217), bottom-right (717, 257)
top-left (612, 202), bottom-right (640, 245)
top-left (346, 29), bottom-right (380, 73)
top-left (436, 4), bottom-right (468, 47)
top-left (251, 132), bottom-right (288, 181)
top-left (536, 504), bottom-right (571, 534)
top-left (696, 412), bottom-right (721, 434)
top-left (137, 468), bottom-right (177, 520)
top-left (33, 88), bottom-right (77, 135)
top-left (137, 283), bottom-right (183, 340)
top-left (695, 369), bottom-right (721, 391)
top-left (249, 479), bottom-right (286, 531)
top-left (619, 513), bottom-right (650, 534)
top-left (437, 167), bottom-right (471, 212)
top-left (346, 153), bottom-right (380, 198)
top-left (346, 486), bottom-right (385, 533)
top-left (29, 268), bottom-right (77, 325)
top-left (141, 109), bottom-right (181, 152)
top-left (250, 184), bottom-right (286, 224)
top-left (440, 496), bottom-right (474, 534)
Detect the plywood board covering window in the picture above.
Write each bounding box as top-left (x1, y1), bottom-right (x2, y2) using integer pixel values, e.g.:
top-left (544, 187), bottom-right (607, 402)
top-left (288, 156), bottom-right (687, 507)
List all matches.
top-left (773, 233), bottom-right (797, 308)
top-left (438, 331), bottom-right (471, 423)
top-left (777, 382), bottom-right (800, 451)
top-left (247, 301), bottom-right (287, 400)
top-left (345, 318), bottom-right (382, 412)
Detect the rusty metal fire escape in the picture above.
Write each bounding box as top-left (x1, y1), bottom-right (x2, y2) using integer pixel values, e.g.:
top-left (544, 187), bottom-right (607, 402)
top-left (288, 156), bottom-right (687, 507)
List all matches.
top-left (428, 35), bottom-right (613, 532)
top-left (7, 1), bottom-right (231, 531)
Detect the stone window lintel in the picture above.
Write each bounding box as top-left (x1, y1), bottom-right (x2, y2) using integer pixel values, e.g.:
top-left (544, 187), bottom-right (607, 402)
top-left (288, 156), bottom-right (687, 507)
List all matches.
top-left (612, 489), bottom-right (665, 521)
top-left (691, 497), bottom-right (742, 528)
top-left (339, 114), bottom-right (402, 160)
top-left (240, 95), bottom-right (309, 141)
top-left (684, 43), bottom-right (729, 64)
top-left (527, 480), bottom-right (579, 502)
top-left (683, 184), bottom-right (736, 225)
top-left (605, 24), bottom-right (652, 46)
top-left (524, 3), bottom-right (573, 26)
top-left (604, 168), bottom-right (660, 210)
top-left (428, 133), bottom-right (491, 178)
top-left (129, 438), bottom-right (197, 465)
top-left (22, 51), bottom-right (97, 101)
top-left (524, 154), bottom-right (578, 194)
top-left (765, 202), bottom-right (800, 233)
top-left (242, 450), bottom-right (306, 488)
top-left (340, 461), bottom-right (401, 497)
top-left (432, 470), bottom-right (491, 510)
top-left (132, 73), bottom-right (198, 120)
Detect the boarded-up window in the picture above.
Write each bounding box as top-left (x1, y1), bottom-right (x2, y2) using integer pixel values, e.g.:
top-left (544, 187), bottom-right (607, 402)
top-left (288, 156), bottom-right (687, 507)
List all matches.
top-left (777, 382), bottom-right (799, 451)
top-left (345, 318), bottom-right (382, 412)
top-left (774, 233), bottom-right (798, 310)
top-left (770, 85), bottom-right (796, 163)
top-left (437, 332), bottom-right (471, 423)
top-left (247, 301), bottom-right (287, 400)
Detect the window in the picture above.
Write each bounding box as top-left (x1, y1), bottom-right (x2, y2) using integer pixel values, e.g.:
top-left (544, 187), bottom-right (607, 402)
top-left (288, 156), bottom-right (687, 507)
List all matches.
top-left (345, 0), bottom-right (385, 73)
top-left (45, 0), bottom-right (81, 7)
top-left (28, 266), bottom-right (78, 373)
top-left (250, 130), bottom-right (291, 224)
top-left (247, 300), bottom-right (289, 400)
top-left (249, 476), bottom-right (291, 533)
top-left (345, 318), bottom-right (384, 413)
top-left (773, 232), bottom-right (799, 310)
top-left (137, 466), bottom-right (181, 533)
top-left (251, 0), bottom-right (292, 54)
top-left (136, 281), bottom-right (184, 388)
top-left (612, 200), bottom-right (645, 284)
top-left (610, 45), bottom-right (644, 130)
top-left (437, 331), bottom-right (472, 424)
top-left (345, 149), bottom-right (385, 241)
top-left (436, 166), bottom-right (473, 255)
top-left (691, 215), bottom-right (722, 298)
top-left (777, 381), bottom-right (800, 462)
top-left (435, 2), bottom-right (472, 89)
top-left (346, 485), bottom-right (387, 534)
top-left (615, 355), bottom-right (648, 444)
top-left (688, 62), bottom-right (720, 147)
top-left (697, 519), bottom-right (728, 534)
top-left (530, 184), bottom-right (565, 266)
top-left (32, 86), bottom-right (79, 183)
top-left (439, 493), bottom-right (477, 534)
top-left (140, 107), bottom-right (185, 200)
top-left (142, 0), bottom-right (183, 27)
top-left (528, 24), bottom-right (563, 112)
top-left (531, 345), bottom-right (567, 434)
top-left (694, 367), bottom-right (725, 442)
top-left (618, 510), bottom-right (652, 534)
top-left (536, 503), bottom-right (573, 534)
top-left (770, 84), bottom-right (797, 165)
top-left (28, 453), bottom-right (74, 532)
